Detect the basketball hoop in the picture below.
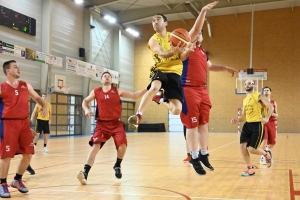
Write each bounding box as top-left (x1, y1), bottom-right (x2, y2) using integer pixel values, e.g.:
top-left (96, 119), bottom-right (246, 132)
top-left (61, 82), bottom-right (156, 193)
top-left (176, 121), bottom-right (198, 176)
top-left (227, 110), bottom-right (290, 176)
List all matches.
top-left (61, 86), bottom-right (70, 94)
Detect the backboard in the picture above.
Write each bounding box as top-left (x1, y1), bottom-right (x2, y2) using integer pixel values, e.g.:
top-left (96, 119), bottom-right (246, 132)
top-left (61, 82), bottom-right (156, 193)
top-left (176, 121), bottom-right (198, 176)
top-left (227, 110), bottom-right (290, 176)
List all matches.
top-left (235, 78), bottom-right (264, 95)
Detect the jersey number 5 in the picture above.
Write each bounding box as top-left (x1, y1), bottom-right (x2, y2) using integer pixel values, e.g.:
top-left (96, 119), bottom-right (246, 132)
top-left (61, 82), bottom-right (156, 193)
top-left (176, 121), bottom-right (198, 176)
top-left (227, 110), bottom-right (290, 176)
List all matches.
top-left (15, 90), bottom-right (19, 95)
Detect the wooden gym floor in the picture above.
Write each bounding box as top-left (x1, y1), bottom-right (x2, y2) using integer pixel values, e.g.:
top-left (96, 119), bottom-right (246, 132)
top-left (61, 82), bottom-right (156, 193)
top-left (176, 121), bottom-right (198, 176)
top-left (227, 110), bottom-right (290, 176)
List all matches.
top-left (7, 132), bottom-right (300, 200)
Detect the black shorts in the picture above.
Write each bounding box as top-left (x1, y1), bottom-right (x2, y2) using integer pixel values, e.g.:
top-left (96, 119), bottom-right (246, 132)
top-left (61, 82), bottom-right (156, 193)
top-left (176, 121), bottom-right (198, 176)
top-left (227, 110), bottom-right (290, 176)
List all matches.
top-left (147, 70), bottom-right (184, 103)
top-left (36, 119), bottom-right (50, 134)
top-left (240, 122), bottom-right (264, 148)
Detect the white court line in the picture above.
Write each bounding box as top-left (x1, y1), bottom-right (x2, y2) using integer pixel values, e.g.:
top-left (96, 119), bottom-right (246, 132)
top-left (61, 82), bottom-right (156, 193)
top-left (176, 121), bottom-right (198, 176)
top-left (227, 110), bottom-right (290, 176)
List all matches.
top-left (209, 140), bottom-right (239, 153)
top-left (31, 189), bottom-right (248, 200)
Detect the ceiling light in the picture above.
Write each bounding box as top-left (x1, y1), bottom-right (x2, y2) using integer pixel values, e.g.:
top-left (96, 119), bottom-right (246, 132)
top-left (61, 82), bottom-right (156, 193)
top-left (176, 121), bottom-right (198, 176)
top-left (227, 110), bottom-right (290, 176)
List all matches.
top-left (74, 0), bottom-right (83, 4)
top-left (126, 28), bottom-right (139, 37)
top-left (104, 15), bottom-right (116, 23)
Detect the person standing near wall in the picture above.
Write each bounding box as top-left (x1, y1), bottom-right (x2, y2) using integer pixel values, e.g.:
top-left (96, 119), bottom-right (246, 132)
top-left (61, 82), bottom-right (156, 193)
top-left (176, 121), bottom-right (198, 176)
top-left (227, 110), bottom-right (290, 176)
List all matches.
top-left (0, 60), bottom-right (47, 198)
top-left (31, 93), bottom-right (52, 153)
top-left (259, 86), bottom-right (278, 165)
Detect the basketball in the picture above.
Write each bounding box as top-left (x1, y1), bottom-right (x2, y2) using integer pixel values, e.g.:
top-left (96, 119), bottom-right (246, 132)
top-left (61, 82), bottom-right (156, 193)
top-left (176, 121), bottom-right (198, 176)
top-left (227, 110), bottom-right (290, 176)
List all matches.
top-left (169, 28), bottom-right (190, 47)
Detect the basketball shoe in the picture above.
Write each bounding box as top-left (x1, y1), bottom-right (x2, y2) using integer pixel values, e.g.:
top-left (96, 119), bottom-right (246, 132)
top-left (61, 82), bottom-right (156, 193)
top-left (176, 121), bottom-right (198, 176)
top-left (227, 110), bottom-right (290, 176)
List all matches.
top-left (0, 183), bottom-right (10, 198)
top-left (189, 158), bottom-right (206, 175)
top-left (77, 171), bottom-right (87, 185)
top-left (128, 114), bottom-right (142, 130)
top-left (27, 165), bottom-right (35, 175)
top-left (10, 179), bottom-right (28, 193)
top-left (199, 153), bottom-right (214, 171)
top-left (113, 167), bottom-right (122, 179)
top-left (183, 155), bottom-right (191, 162)
top-left (43, 147), bottom-right (49, 153)
top-left (260, 155), bottom-right (266, 165)
top-left (152, 90), bottom-right (164, 104)
top-left (241, 165), bottom-right (258, 177)
top-left (264, 151), bottom-right (273, 168)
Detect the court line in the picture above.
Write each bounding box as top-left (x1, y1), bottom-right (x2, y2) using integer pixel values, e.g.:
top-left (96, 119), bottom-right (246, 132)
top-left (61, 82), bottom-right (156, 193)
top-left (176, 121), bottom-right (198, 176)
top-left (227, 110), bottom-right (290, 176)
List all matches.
top-left (30, 187), bottom-right (248, 200)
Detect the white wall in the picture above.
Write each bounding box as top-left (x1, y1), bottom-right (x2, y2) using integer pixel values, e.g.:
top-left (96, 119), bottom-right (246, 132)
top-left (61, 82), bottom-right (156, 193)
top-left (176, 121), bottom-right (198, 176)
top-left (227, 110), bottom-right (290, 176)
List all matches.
top-left (0, 0), bottom-right (42, 88)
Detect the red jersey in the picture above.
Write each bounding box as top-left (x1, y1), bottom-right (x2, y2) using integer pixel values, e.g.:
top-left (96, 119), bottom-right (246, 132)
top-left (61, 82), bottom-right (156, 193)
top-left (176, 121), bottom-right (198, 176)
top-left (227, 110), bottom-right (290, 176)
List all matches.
top-left (0, 80), bottom-right (29, 119)
top-left (182, 46), bottom-right (208, 87)
top-left (269, 99), bottom-right (277, 121)
top-left (94, 87), bottom-right (122, 121)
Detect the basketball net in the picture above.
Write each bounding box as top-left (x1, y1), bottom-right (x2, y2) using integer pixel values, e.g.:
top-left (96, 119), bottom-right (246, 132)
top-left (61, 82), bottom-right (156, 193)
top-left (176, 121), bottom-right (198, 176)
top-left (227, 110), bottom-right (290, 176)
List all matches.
top-left (61, 86), bottom-right (70, 94)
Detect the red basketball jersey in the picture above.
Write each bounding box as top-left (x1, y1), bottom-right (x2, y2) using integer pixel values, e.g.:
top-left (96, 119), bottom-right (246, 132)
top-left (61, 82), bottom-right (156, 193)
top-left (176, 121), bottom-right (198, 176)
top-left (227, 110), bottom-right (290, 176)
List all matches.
top-left (182, 46), bottom-right (208, 86)
top-left (269, 99), bottom-right (277, 121)
top-left (94, 87), bottom-right (122, 121)
top-left (0, 80), bottom-right (29, 119)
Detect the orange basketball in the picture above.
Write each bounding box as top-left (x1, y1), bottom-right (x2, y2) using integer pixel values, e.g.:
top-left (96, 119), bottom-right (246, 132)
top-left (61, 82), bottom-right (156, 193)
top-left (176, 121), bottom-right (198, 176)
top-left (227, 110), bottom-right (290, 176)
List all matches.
top-left (169, 28), bottom-right (190, 47)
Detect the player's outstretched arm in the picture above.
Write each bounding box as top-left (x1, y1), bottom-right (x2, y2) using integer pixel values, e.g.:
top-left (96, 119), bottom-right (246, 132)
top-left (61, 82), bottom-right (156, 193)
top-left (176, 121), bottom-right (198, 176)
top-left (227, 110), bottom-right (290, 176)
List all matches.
top-left (189, 1), bottom-right (218, 42)
top-left (148, 38), bottom-right (182, 58)
top-left (27, 82), bottom-right (47, 118)
top-left (207, 61), bottom-right (238, 77)
top-left (118, 88), bottom-right (148, 100)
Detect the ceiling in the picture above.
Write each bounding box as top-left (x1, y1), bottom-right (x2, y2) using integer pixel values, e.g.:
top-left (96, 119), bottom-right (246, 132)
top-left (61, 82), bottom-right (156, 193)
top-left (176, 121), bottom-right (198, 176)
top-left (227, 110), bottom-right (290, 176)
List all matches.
top-left (83, 0), bottom-right (300, 27)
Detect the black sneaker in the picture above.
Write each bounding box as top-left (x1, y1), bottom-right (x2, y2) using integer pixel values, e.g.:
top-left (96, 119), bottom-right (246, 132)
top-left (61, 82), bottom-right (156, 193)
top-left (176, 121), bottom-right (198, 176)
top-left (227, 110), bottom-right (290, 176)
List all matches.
top-left (27, 165), bottom-right (35, 175)
top-left (113, 167), bottom-right (122, 179)
top-left (199, 153), bottom-right (214, 171)
top-left (189, 158), bottom-right (206, 175)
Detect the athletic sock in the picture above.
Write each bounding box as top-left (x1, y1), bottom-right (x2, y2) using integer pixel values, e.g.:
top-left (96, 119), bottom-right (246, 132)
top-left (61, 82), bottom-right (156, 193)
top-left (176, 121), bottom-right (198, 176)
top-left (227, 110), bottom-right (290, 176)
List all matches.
top-left (114, 158), bottom-right (123, 168)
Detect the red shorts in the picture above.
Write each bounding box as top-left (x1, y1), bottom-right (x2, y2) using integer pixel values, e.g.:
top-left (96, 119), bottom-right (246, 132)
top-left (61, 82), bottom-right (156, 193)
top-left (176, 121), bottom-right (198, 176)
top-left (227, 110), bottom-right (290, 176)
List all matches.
top-left (0, 119), bottom-right (34, 158)
top-left (264, 120), bottom-right (277, 145)
top-left (89, 120), bottom-right (127, 149)
top-left (180, 86), bottom-right (212, 128)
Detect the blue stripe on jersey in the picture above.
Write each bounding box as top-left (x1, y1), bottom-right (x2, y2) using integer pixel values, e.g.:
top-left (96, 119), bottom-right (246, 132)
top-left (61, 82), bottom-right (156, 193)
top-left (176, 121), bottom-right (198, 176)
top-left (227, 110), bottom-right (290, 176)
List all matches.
top-left (181, 57), bottom-right (189, 85)
top-left (181, 87), bottom-right (188, 115)
top-left (0, 119), bottom-right (4, 141)
top-left (95, 106), bottom-right (99, 119)
top-left (0, 98), bottom-right (4, 119)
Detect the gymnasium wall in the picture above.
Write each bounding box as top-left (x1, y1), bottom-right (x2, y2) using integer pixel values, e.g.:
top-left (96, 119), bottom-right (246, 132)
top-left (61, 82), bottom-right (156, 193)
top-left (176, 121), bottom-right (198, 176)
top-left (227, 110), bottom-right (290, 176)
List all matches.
top-left (0, 0), bottom-right (42, 88)
top-left (134, 6), bottom-right (300, 133)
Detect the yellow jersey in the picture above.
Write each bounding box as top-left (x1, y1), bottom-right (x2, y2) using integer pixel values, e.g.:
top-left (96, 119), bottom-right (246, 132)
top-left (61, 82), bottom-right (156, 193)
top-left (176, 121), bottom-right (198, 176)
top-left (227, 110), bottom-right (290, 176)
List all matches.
top-left (243, 92), bottom-right (265, 122)
top-left (149, 32), bottom-right (183, 76)
top-left (36, 102), bottom-right (51, 120)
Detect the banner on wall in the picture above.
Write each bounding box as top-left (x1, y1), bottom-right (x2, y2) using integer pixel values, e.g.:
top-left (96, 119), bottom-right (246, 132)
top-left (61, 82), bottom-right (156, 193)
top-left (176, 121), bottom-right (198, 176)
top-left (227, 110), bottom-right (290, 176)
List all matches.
top-left (66, 57), bottom-right (77, 74)
top-left (2, 42), bottom-right (14, 56)
top-left (14, 45), bottom-right (26, 59)
top-left (238, 69), bottom-right (267, 80)
top-left (66, 57), bottom-right (119, 84)
top-left (0, 40), bottom-right (63, 67)
top-left (35, 51), bottom-right (46, 63)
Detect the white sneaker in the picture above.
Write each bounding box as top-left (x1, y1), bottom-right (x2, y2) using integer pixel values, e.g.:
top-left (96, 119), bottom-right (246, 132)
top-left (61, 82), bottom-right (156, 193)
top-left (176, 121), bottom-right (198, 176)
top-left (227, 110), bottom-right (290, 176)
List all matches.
top-left (43, 147), bottom-right (49, 153)
top-left (260, 155), bottom-right (266, 165)
top-left (77, 171), bottom-right (87, 185)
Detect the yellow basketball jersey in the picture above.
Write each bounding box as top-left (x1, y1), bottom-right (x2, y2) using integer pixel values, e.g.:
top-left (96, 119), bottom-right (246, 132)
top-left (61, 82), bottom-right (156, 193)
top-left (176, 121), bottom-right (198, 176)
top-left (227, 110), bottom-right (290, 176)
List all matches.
top-left (149, 32), bottom-right (183, 75)
top-left (37, 102), bottom-right (51, 120)
top-left (243, 92), bottom-right (265, 122)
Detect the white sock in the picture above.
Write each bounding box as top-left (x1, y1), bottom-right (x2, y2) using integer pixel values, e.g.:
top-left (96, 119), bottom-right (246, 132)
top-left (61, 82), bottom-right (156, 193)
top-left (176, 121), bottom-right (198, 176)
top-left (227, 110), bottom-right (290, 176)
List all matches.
top-left (200, 149), bottom-right (208, 155)
top-left (159, 98), bottom-right (164, 104)
top-left (266, 146), bottom-right (270, 151)
top-left (191, 150), bottom-right (198, 159)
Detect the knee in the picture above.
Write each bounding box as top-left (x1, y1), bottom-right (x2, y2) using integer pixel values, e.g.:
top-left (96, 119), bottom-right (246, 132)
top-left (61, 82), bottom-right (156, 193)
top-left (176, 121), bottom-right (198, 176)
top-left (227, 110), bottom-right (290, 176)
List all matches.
top-left (247, 147), bottom-right (256, 154)
top-left (171, 107), bottom-right (182, 115)
top-left (149, 86), bottom-right (160, 94)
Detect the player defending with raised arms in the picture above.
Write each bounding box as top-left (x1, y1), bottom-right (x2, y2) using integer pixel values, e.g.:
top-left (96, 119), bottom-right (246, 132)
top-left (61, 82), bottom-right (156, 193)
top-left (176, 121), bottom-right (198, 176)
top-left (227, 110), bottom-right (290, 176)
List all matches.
top-left (77, 71), bottom-right (147, 185)
top-left (128, 1), bottom-right (219, 130)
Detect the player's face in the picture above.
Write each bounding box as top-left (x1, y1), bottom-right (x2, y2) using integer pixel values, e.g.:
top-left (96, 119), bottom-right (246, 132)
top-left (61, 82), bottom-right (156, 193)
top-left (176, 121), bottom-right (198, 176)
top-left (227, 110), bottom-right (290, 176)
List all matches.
top-left (244, 80), bottom-right (254, 92)
top-left (101, 73), bottom-right (112, 85)
top-left (42, 94), bottom-right (47, 100)
top-left (8, 62), bottom-right (20, 78)
top-left (263, 88), bottom-right (271, 97)
top-left (152, 15), bottom-right (167, 32)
